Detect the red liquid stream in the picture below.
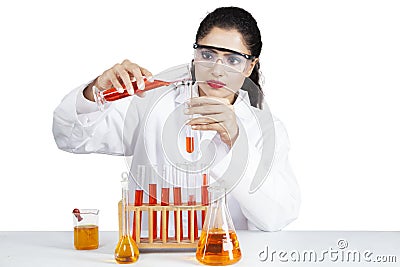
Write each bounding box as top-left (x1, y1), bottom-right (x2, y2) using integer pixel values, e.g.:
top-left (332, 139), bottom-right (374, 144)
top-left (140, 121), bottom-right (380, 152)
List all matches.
top-left (132, 190), bottom-right (143, 241)
top-left (188, 195), bottom-right (199, 239)
top-left (173, 187), bottom-right (183, 240)
top-left (186, 137), bottom-right (194, 153)
top-left (103, 79), bottom-right (172, 102)
top-left (160, 187), bottom-right (170, 240)
top-left (149, 184), bottom-right (158, 239)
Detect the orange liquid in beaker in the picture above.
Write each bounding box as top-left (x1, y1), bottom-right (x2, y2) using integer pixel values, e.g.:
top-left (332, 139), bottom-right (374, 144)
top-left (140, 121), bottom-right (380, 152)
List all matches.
top-left (196, 229), bottom-right (242, 265)
top-left (115, 235), bottom-right (139, 264)
top-left (74, 225), bottom-right (99, 250)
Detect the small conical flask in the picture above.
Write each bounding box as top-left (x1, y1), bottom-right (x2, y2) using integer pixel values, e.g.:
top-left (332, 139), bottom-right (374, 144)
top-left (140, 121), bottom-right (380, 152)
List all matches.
top-left (115, 172), bottom-right (140, 264)
top-left (196, 186), bottom-right (242, 265)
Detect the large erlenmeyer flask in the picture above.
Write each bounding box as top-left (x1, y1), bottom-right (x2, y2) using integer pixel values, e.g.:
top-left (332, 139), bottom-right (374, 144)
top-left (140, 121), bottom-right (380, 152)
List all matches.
top-left (196, 187), bottom-right (242, 265)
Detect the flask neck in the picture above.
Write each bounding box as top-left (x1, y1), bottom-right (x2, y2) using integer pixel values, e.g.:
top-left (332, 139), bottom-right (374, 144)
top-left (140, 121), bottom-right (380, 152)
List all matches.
top-left (208, 186), bottom-right (227, 205)
top-left (121, 187), bottom-right (130, 236)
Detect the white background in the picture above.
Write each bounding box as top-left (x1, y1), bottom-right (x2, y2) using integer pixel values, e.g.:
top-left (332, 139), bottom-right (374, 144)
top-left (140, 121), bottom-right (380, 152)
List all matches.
top-left (0, 0), bottom-right (399, 231)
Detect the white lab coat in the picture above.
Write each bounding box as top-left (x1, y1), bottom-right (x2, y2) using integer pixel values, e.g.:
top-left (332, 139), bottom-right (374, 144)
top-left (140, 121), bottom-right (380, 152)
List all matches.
top-left (53, 81), bottom-right (300, 231)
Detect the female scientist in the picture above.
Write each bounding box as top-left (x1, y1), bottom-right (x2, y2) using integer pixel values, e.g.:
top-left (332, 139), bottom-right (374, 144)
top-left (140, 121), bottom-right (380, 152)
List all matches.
top-left (53, 6), bottom-right (300, 231)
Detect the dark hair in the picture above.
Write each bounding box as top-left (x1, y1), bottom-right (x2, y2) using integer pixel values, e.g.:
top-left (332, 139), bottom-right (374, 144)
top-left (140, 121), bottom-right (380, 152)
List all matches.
top-left (195, 6), bottom-right (264, 109)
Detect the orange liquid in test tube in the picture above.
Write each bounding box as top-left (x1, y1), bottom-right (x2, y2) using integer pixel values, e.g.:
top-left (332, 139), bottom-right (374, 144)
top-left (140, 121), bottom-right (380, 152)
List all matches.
top-left (149, 183), bottom-right (158, 239)
top-left (160, 187), bottom-right (170, 240)
top-left (201, 173), bottom-right (209, 226)
top-left (186, 137), bottom-right (194, 153)
top-left (188, 195), bottom-right (199, 240)
top-left (103, 79), bottom-right (171, 102)
top-left (173, 187), bottom-right (183, 240)
top-left (132, 189), bottom-right (143, 241)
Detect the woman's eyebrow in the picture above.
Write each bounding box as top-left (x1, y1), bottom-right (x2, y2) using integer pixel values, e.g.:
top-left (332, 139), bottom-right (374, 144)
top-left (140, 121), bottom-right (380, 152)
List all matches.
top-left (206, 47), bottom-right (238, 56)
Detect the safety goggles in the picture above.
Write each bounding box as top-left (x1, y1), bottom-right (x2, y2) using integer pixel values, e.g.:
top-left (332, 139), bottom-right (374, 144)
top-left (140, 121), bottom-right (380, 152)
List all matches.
top-left (193, 43), bottom-right (256, 73)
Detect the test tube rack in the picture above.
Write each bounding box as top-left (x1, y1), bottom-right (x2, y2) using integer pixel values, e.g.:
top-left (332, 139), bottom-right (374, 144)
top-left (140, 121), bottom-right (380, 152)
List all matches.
top-left (118, 201), bottom-right (207, 249)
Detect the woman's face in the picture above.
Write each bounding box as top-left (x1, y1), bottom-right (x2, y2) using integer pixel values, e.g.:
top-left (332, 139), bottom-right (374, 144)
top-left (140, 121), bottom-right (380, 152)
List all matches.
top-left (194, 27), bottom-right (258, 103)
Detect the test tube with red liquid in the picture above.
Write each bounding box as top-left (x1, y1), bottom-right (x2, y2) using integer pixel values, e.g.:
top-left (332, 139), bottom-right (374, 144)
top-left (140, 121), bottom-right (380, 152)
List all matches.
top-left (132, 165), bottom-right (145, 241)
top-left (186, 165), bottom-right (199, 240)
top-left (201, 171), bottom-right (209, 227)
top-left (93, 64), bottom-right (191, 111)
top-left (185, 81), bottom-right (195, 153)
top-left (173, 166), bottom-right (183, 241)
top-left (160, 165), bottom-right (172, 240)
top-left (148, 166), bottom-right (158, 240)
top-left (93, 79), bottom-right (172, 111)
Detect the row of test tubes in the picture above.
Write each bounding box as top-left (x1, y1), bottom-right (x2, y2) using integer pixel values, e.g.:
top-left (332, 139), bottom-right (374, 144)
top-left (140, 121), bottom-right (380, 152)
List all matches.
top-left (131, 163), bottom-right (210, 241)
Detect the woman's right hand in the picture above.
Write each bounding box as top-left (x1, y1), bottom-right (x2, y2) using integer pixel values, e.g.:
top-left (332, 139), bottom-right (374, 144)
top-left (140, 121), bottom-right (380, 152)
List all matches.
top-left (84, 59), bottom-right (153, 101)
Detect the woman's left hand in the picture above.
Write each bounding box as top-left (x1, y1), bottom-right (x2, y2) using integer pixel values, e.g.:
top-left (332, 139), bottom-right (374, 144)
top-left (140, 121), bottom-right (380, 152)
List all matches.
top-left (185, 96), bottom-right (239, 148)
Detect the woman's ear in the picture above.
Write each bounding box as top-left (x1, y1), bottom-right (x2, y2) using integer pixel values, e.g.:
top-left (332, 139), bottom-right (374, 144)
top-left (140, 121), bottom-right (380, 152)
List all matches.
top-left (244, 58), bottom-right (259, 77)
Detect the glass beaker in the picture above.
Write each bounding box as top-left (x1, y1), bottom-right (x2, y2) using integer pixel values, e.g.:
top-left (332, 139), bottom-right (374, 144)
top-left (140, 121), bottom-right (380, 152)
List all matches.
top-left (72, 209), bottom-right (99, 250)
top-left (196, 187), bottom-right (242, 265)
top-left (115, 172), bottom-right (139, 264)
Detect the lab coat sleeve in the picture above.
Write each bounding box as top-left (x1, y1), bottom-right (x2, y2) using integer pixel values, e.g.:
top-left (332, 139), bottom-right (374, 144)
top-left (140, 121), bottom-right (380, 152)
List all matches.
top-left (211, 118), bottom-right (301, 232)
top-left (52, 84), bottom-right (138, 155)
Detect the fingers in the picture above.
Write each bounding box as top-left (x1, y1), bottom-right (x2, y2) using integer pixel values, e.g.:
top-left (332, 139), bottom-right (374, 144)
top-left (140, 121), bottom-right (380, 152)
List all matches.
top-left (113, 64), bottom-right (133, 93)
top-left (95, 59), bottom-right (153, 96)
top-left (185, 95), bottom-right (238, 147)
top-left (185, 98), bottom-right (234, 116)
top-left (189, 96), bottom-right (230, 106)
top-left (139, 66), bottom-right (154, 82)
top-left (186, 114), bottom-right (225, 125)
top-left (135, 91), bottom-right (146, 98)
top-left (187, 119), bottom-right (238, 148)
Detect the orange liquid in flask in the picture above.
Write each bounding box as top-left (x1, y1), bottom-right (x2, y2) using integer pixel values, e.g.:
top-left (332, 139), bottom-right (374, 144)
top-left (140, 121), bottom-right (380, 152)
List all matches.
top-left (196, 229), bottom-right (242, 265)
top-left (116, 172), bottom-right (139, 264)
top-left (115, 235), bottom-right (139, 264)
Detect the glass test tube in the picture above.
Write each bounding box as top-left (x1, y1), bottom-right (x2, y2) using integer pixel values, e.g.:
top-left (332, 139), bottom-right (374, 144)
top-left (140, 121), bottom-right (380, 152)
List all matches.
top-left (148, 166), bottom-right (158, 240)
top-left (93, 64), bottom-right (192, 111)
top-left (160, 165), bottom-right (171, 241)
top-left (187, 165), bottom-right (199, 240)
top-left (173, 166), bottom-right (183, 241)
top-left (201, 170), bottom-right (210, 227)
top-left (95, 78), bottom-right (171, 103)
top-left (132, 165), bottom-right (145, 241)
top-left (185, 81), bottom-right (195, 153)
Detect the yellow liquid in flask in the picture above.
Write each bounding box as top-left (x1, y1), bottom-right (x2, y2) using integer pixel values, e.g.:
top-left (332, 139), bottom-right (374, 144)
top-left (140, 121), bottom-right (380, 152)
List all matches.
top-left (196, 228), bottom-right (241, 265)
top-left (115, 235), bottom-right (139, 264)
